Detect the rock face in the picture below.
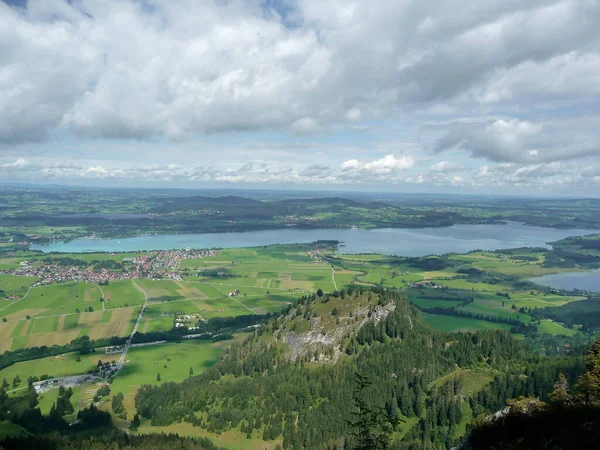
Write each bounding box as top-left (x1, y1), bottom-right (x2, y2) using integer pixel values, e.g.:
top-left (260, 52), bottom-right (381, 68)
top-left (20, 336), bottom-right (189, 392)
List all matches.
top-left (277, 299), bottom-right (397, 363)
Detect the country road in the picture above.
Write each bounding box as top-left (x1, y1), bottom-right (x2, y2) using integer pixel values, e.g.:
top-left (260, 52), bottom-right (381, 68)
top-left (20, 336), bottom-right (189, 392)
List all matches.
top-left (116, 279), bottom-right (149, 369)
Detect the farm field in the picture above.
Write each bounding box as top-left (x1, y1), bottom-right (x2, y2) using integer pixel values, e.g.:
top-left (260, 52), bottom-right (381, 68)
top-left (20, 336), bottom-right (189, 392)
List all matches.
top-left (181, 245), bottom-right (336, 292)
top-left (537, 319), bottom-right (578, 336)
top-left (0, 306), bottom-right (138, 351)
top-left (0, 241), bottom-right (593, 354)
top-left (423, 314), bottom-right (513, 332)
top-left (0, 352), bottom-right (101, 390)
top-left (106, 339), bottom-right (238, 419)
top-left (135, 277), bottom-right (303, 326)
top-left (98, 280), bottom-right (145, 308)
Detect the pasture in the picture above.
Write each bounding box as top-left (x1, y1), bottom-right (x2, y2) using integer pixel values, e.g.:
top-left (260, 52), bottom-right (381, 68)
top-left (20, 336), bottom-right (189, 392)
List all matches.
top-left (182, 245), bottom-right (336, 292)
top-left (98, 280), bottom-right (145, 309)
top-left (134, 277), bottom-right (303, 328)
top-left (0, 352), bottom-right (100, 388)
top-left (0, 305), bottom-right (138, 351)
top-left (423, 314), bottom-right (513, 332)
top-left (106, 340), bottom-right (230, 418)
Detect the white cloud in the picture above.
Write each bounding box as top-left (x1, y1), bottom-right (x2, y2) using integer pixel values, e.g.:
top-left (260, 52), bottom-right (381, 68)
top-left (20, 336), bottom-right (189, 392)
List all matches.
top-left (341, 154), bottom-right (414, 174)
top-left (430, 161), bottom-right (464, 173)
top-left (0, 0), bottom-right (599, 194)
top-left (291, 117), bottom-right (320, 135)
top-left (434, 118), bottom-right (600, 163)
top-left (0, 0), bottom-right (598, 145)
top-left (344, 108), bottom-right (361, 121)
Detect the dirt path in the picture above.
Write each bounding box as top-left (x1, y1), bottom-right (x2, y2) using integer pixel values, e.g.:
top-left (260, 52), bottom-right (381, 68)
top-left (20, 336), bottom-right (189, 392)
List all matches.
top-left (0, 287), bottom-right (32, 312)
top-left (98, 284), bottom-right (106, 310)
top-left (331, 266), bottom-right (338, 291)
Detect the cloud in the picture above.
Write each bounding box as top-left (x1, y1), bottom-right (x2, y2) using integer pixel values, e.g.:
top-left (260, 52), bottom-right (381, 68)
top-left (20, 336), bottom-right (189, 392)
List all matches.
top-left (433, 118), bottom-right (600, 163)
top-left (430, 161), bottom-right (464, 173)
top-left (341, 154), bottom-right (414, 174)
top-left (291, 117), bottom-right (320, 135)
top-left (344, 108), bottom-right (361, 121)
top-left (469, 52), bottom-right (600, 105)
top-left (1, 0), bottom-right (599, 145)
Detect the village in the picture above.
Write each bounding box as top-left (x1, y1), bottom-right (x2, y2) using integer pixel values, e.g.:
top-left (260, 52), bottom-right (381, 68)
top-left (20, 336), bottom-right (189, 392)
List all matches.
top-left (1, 248), bottom-right (218, 287)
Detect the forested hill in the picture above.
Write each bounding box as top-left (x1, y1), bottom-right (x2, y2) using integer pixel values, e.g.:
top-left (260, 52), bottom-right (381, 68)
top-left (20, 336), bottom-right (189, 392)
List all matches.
top-left (134, 287), bottom-right (585, 449)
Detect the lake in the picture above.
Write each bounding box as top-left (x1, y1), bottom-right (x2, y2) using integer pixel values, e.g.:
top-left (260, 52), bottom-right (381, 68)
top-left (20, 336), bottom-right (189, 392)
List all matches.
top-left (31, 222), bottom-right (600, 257)
top-left (530, 270), bottom-right (600, 293)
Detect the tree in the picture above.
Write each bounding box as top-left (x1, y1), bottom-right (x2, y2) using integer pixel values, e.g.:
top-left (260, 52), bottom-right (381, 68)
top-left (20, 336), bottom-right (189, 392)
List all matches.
top-left (130, 412), bottom-right (141, 430)
top-left (548, 373), bottom-right (570, 410)
top-left (316, 289), bottom-right (324, 297)
top-left (1, 378), bottom-right (8, 390)
top-left (576, 371), bottom-right (598, 406)
top-left (1, 317), bottom-right (6, 322)
top-left (12, 375), bottom-right (21, 388)
top-left (347, 373), bottom-right (399, 450)
top-left (28, 383), bottom-right (38, 408)
top-left (157, 373), bottom-right (161, 382)
top-left (112, 392), bottom-right (125, 414)
top-left (189, 367), bottom-right (194, 376)
top-left (576, 337), bottom-right (600, 405)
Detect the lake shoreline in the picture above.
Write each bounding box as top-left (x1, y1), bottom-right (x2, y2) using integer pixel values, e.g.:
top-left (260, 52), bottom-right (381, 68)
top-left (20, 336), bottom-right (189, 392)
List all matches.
top-left (31, 222), bottom-right (600, 258)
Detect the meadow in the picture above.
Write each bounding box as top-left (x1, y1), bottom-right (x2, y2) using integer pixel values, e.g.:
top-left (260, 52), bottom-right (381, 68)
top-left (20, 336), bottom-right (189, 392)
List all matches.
top-left (0, 241), bottom-right (592, 356)
top-left (0, 352), bottom-right (101, 391)
top-left (0, 279), bottom-right (139, 352)
top-left (333, 247), bottom-right (593, 336)
top-left (423, 314), bottom-right (513, 332)
top-left (103, 339), bottom-right (240, 419)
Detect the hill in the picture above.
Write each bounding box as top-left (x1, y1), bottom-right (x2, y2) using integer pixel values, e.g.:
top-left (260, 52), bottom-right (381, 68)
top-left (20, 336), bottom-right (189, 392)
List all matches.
top-left (133, 287), bottom-right (582, 449)
top-left (0, 286), bottom-right (593, 449)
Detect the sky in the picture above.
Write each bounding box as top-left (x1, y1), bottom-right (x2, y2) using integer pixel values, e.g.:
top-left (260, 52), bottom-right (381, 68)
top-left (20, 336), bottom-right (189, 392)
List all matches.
top-left (0, 0), bottom-right (599, 195)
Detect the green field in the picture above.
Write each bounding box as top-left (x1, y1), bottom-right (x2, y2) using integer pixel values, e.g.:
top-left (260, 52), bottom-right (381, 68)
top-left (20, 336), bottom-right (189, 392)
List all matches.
top-left (99, 280), bottom-right (145, 308)
top-left (0, 305), bottom-right (138, 352)
top-left (0, 352), bottom-right (101, 389)
top-left (0, 420), bottom-right (29, 440)
top-left (0, 242), bottom-right (592, 353)
top-left (423, 314), bottom-right (513, 332)
top-left (537, 319), bottom-right (578, 336)
top-left (106, 340), bottom-right (230, 419)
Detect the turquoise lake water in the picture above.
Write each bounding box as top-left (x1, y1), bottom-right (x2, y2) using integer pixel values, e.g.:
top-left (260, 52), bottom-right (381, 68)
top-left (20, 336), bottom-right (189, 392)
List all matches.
top-left (32, 222), bottom-right (599, 258)
top-left (530, 270), bottom-right (600, 293)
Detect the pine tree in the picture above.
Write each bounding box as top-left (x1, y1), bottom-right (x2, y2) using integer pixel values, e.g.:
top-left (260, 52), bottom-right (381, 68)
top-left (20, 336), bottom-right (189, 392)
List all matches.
top-left (346, 373), bottom-right (398, 450)
top-left (132, 413), bottom-right (141, 428)
top-left (548, 373), bottom-right (570, 410)
top-left (189, 367), bottom-right (194, 376)
top-left (157, 373), bottom-right (161, 382)
top-left (576, 371), bottom-right (598, 406)
top-left (575, 338), bottom-right (600, 406)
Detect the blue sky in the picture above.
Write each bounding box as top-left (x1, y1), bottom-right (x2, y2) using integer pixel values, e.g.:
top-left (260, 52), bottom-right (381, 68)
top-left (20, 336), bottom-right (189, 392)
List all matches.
top-left (0, 0), bottom-right (599, 195)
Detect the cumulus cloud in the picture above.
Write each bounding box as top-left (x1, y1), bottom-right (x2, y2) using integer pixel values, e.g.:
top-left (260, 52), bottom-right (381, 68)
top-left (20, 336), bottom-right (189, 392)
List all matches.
top-left (433, 118), bottom-right (600, 163)
top-left (430, 161), bottom-right (464, 173)
top-left (0, 0), bottom-right (598, 145)
top-left (1, 0), bottom-right (599, 193)
top-left (469, 52), bottom-right (600, 105)
top-left (291, 117), bottom-right (321, 135)
top-left (341, 154), bottom-right (414, 174)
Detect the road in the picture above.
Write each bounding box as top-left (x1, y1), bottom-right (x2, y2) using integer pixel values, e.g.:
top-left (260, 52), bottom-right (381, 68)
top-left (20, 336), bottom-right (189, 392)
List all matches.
top-left (331, 266), bottom-right (338, 291)
top-left (0, 287), bottom-right (31, 312)
top-left (116, 279), bottom-right (148, 369)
